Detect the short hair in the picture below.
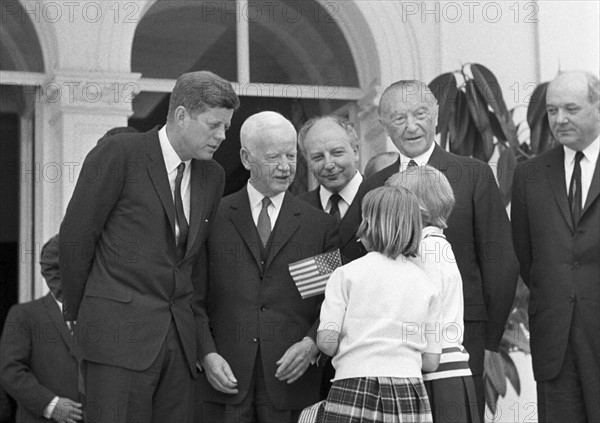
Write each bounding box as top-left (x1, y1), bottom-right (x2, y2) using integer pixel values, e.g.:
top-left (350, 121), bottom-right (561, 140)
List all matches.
top-left (554, 71), bottom-right (600, 104)
top-left (378, 80), bottom-right (438, 117)
top-left (167, 71), bottom-right (240, 120)
top-left (357, 186), bottom-right (422, 259)
top-left (363, 151), bottom-right (400, 178)
top-left (297, 115), bottom-right (359, 157)
top-left (386, 165), bottom-right (455, 229)
top-left (585, 72), bottom-right (600, 104)
top-left (240, 111), bottom-right (297, 154)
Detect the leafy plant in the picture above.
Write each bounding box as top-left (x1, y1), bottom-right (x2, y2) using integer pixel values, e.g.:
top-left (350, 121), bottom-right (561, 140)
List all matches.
top-left (428, 63), bottom-right (556, 413)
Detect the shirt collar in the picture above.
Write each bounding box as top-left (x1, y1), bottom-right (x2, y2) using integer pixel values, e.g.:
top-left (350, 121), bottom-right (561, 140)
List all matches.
top-left (319, 171), bottom-right (363, 207)
top-left (159, 126), bottom-right (191, 173)
top-left (398, 140), bottom-right (436, 171)
top-left (564, 136), bottom-right (600, 164)
top-left (246, 182), bottom-right (286, 212)
top-left (421, 225), bottom-right (443, 239)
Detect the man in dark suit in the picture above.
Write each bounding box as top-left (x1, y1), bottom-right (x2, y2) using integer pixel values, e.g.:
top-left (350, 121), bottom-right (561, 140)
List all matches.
top-left (347, 80), bottom-right (519, 420)
top-left (59, 71), bottom-right (239, 423)
top-left (296, 116), bottom-right (362, 399)
top-left (297, 116), bottom-right (363, 264)
top-left (511, 71), bottom-right (599, 422)
top-left (196, 111), bottom-right (338, 423)
top-left (1, 235), bottom-right (81, 423)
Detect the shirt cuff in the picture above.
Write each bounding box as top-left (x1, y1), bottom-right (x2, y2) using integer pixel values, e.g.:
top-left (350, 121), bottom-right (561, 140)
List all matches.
top-left (44, 396), bottom-right (59, 419)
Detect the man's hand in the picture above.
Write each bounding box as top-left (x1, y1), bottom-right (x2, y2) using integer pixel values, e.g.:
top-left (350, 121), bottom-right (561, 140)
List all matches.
top-left (202, 353), bottom-right (238, 394)
top-left (275, 337), bottom-right (318, 384)
top-left (51, 397), bottom-right (83, 423)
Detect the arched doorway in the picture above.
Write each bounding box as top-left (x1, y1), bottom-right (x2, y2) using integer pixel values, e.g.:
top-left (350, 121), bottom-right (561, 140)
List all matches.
top-left (0, 0), bottom-right (45, 323)
top-left (129, 0), bottom-right (366, 195)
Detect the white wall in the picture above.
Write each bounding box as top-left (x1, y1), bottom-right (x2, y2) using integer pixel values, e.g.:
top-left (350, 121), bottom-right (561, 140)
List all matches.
top-left (538, 0), bottom-right (600, 81)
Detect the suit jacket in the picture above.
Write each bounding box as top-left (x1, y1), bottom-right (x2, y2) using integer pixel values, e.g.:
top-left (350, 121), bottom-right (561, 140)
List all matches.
top-left (298, 187), bottom-right (364, 262)
top-left (197, 189), bottom-right (338, 410)
top-left (346, 145), bottom-right (519, 354)
top-left (511, 146), bottom-right (600, 381)
top-left (59, 128), bottom-right (225, 375)
top-left (0, 295), bottom-right (79, 423)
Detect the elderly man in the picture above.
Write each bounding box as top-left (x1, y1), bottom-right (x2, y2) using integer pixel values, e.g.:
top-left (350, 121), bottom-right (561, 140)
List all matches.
top-left (297, 115), bottom-right (363, 261)
top-left (60, 71), bottom-right (239, 423)
top-left (197, 111), bottom-right (338, 423)
top-left (512, 71), bottom-right (599, 422)
top-left (1, 235), bottom-right (81, 423)
top-left (347, 80), bottom-right (519, 421)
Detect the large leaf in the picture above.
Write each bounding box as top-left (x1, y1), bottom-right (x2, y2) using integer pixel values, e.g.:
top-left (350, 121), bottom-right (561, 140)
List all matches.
top-left (451, 90), bottom-right (470, 153)
top-left (527, 82), bottom-right (549, 129)
top-left (485, 351), bottom-right (507, 396)
top-left (471, 63), bottom-right (519, 150)
top-left (501, 350), bottom-right (521, 395)
top-left (465, 80), bottom-right (494, 161)
top-left (496, 144), bottom-right (516, 206)
top-left (484, 376), bottom-right (499, 414)
top-left (429, 72), bottom-right (458, 136)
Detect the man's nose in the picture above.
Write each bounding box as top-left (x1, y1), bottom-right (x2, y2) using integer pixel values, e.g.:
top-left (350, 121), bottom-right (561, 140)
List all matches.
top-left (406, 115), bottom-right (418, 131)
top-left (556, 109), bottom-right (569, 124)
top-left (215, 126), bottom-right (226, 140)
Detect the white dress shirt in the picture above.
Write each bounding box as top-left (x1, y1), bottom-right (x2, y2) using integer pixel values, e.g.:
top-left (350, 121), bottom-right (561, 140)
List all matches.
top-left (247, 183), bottom-right (285, 229)
top-left (397, 141), bottom-right (436, 173)
top-left (564, 136), bottom-right (599, 208)
top-left (318, 172), bottom-right (363, 219)
top-left (159, 126), bottom-right (191, 239)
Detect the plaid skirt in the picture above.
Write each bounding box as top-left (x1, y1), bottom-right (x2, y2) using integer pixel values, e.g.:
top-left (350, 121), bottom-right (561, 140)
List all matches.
top-left (320, 377), bottom-right (432, 423)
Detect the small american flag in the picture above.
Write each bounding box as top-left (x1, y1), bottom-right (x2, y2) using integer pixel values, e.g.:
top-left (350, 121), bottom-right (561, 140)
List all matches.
top-left (289, 249), bottom-right (342, 299)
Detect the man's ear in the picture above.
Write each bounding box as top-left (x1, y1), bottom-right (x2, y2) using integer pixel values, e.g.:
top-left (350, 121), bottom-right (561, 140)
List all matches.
top-left (240, 148), bottom-right (251, 170)
top-left (174, 106), bottom-right (187, 126)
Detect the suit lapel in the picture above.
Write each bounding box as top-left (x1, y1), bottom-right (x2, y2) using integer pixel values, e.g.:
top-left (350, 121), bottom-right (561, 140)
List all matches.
top-left (229, 190), bottom-right (263, 268)
top-left (339, 194), bottom-right (360, 247)
top-left (42, 295), bottom-right (73, 354)
top-left (582, 150), bottom-right (600, 215)
top-left (428, 144), bottom-right (451, 171)
top-left (545, 147), bottom-right (574, 232)
top-left (185, 160), bottom-right (208, 256)
top-left (146, 130), bottom-right (177, 239)
top-left (265, 193), bottom-right (300, 269)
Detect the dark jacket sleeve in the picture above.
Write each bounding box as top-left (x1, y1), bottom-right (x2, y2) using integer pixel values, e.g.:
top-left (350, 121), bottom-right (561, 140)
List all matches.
top-left (0, 306), bottom-right (55, 417)
top-left (59, 141), bottom-right (127, 321)
top-left (473, 164), bottom-right (519, 351)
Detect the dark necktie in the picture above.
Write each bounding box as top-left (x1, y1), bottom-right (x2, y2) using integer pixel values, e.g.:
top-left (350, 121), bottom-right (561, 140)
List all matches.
top-left (569, 151), bottom-right (584, 226)
top-left (257, 197), bottom-right (272, 247)
top-left (174, 162), bottom-right (188, 260)
top-left (407, 159), bottom-right (418, 169)
top-left (329, 194), bottom-right (342, 221)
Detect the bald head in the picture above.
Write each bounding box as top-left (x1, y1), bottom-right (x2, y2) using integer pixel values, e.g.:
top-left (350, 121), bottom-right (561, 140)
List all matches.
top-left (546, 71), bottom-right (600, 151)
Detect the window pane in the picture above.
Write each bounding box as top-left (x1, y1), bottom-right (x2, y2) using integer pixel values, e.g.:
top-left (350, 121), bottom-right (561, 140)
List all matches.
top-left (248, 0), bottom-right (359, 87)
top-left (132, 0), bottom-right (237, 81)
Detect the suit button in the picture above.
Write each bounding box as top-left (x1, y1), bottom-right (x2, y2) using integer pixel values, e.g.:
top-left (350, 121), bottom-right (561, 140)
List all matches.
top-left (260, 306), bottom-right (267, 312)
top-left (573, 262), bottom-right (581, 269)
top-left (259, 273), bottom-right (264, 279)
top-left (252, 337), bottom-right (258, 343)
top-left (170, 301), bottom-right (175, 307)
top-left (568, 294), bottom-right (575, 302)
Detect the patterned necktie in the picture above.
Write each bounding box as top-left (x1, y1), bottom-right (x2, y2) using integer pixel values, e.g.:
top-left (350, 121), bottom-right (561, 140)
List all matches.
top-left (329, 194), bottom-right (342, 221)
top-left (174, 162), bottom-right (188, 260)
top-left (257, 197), bottom-right (272, 247)
top-left (407, 159), bottom-right (418, 169)
top-left (569, 151), bottom-right (584, 227)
